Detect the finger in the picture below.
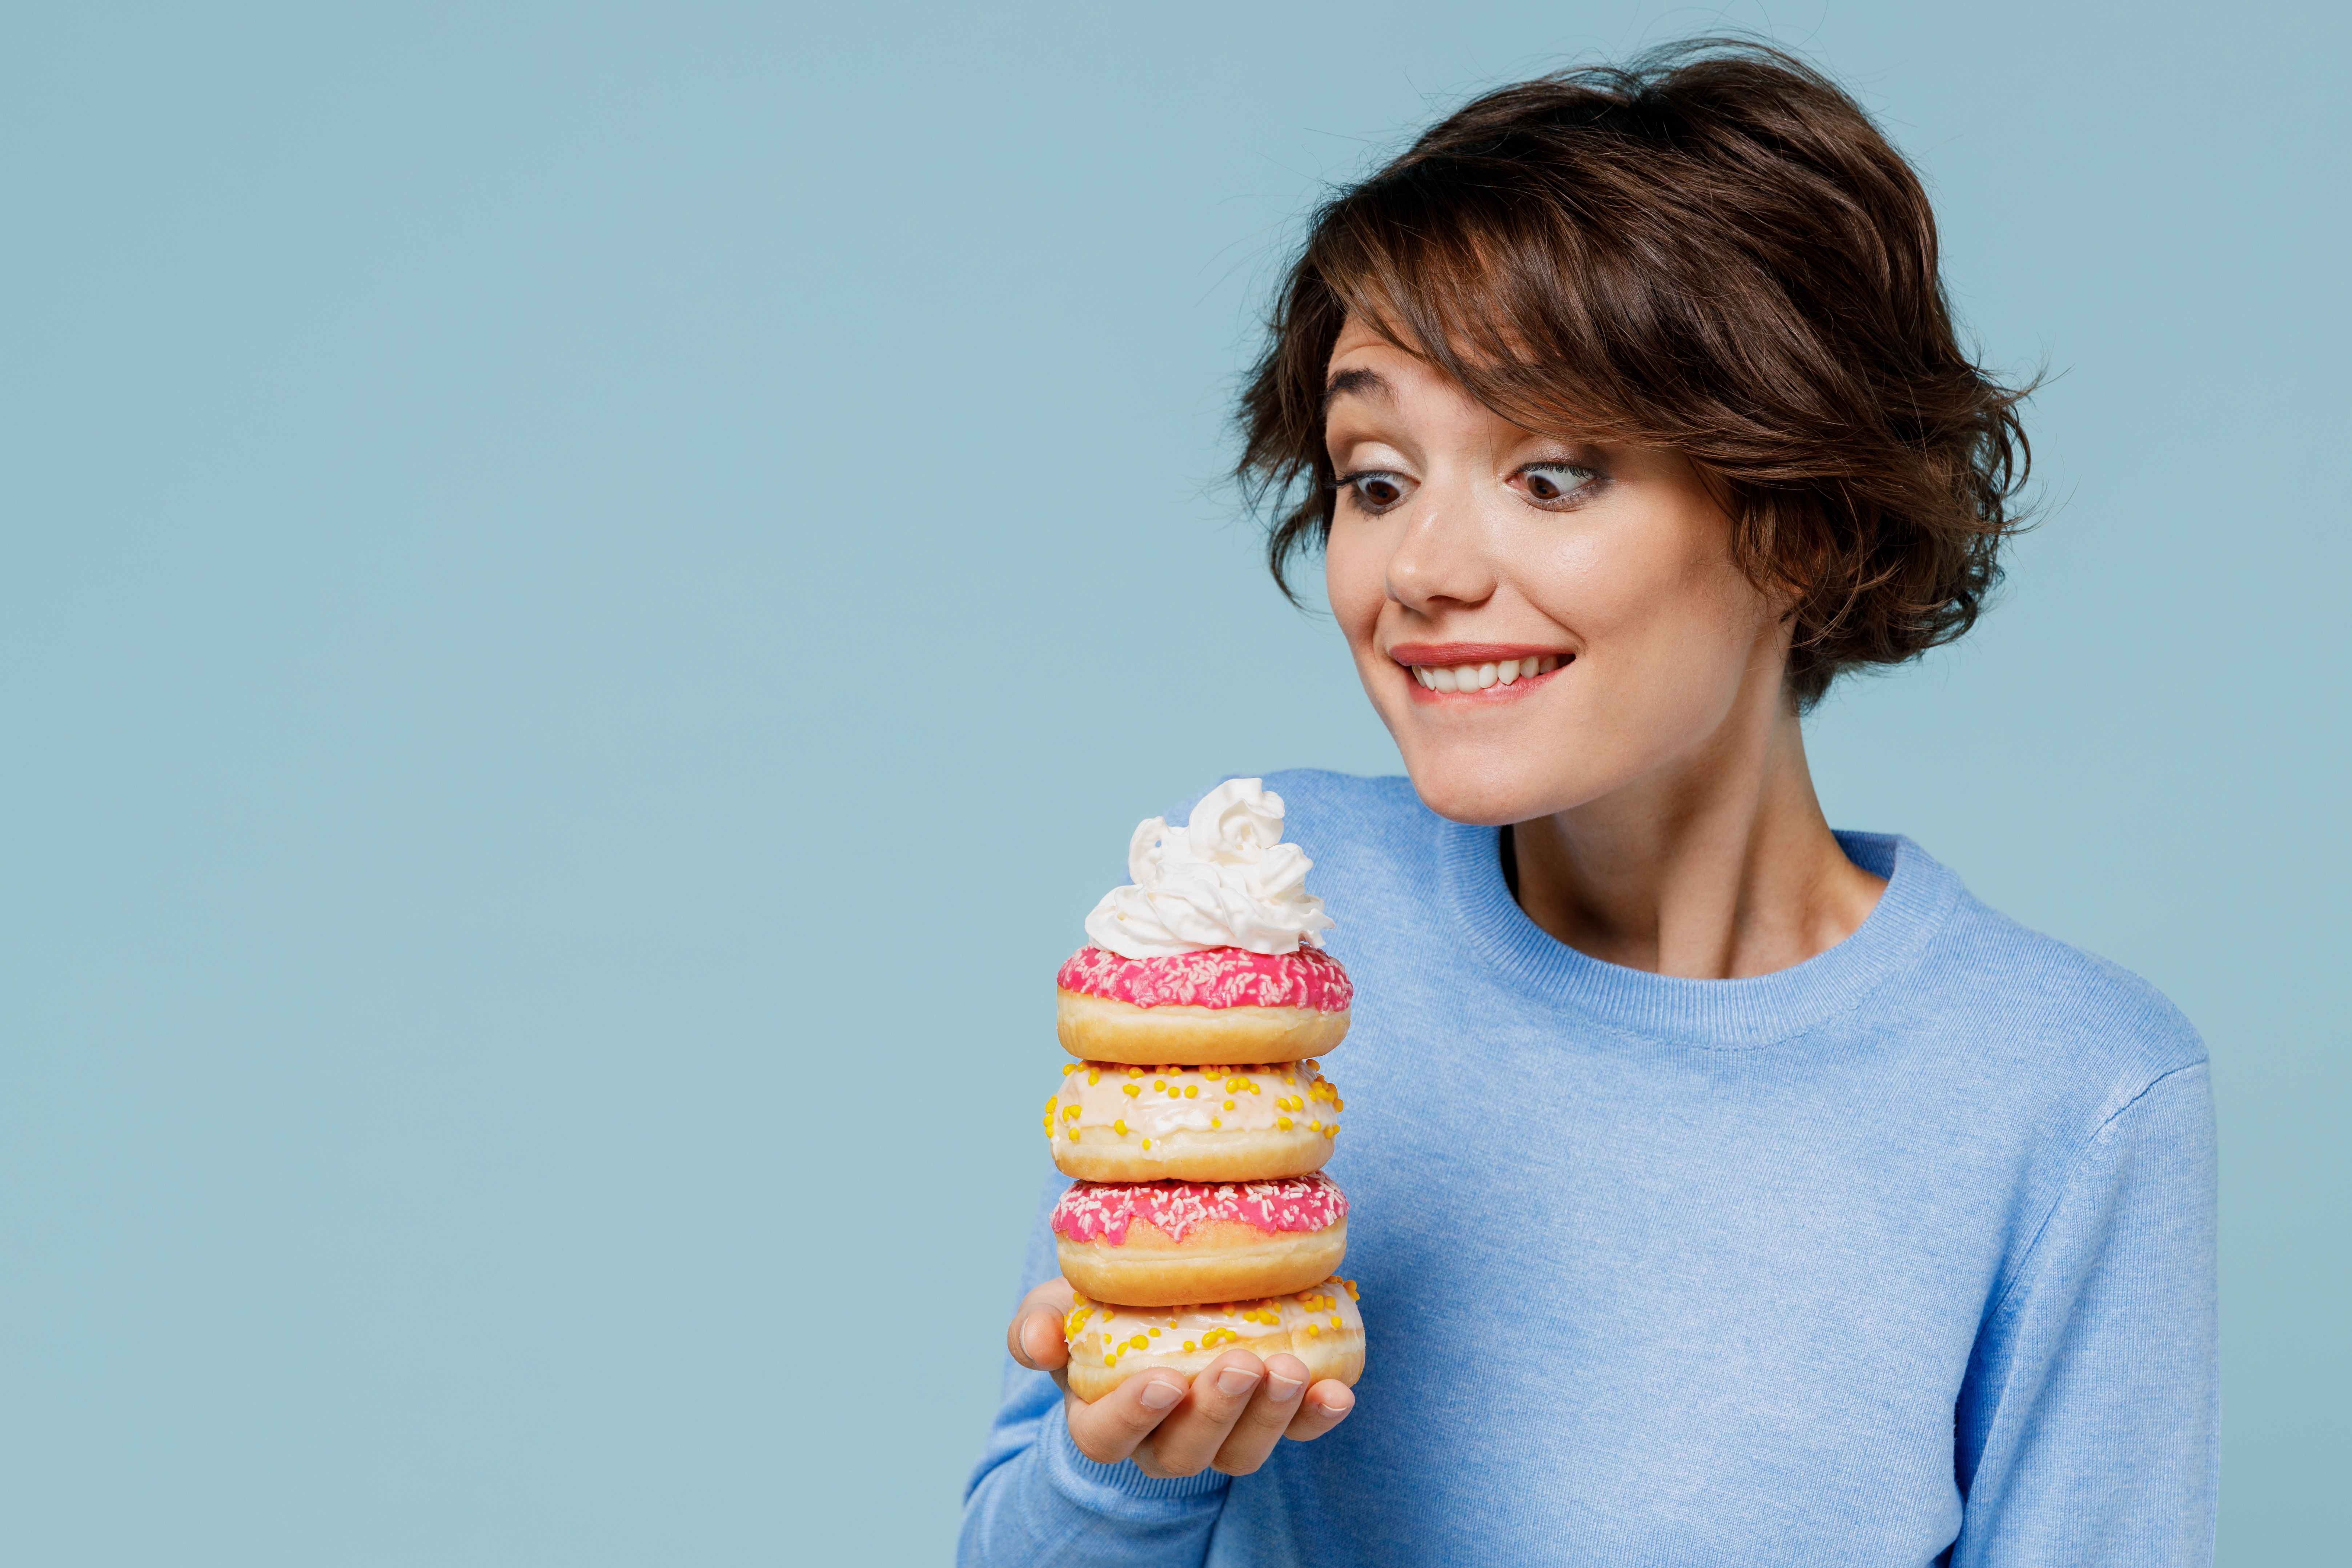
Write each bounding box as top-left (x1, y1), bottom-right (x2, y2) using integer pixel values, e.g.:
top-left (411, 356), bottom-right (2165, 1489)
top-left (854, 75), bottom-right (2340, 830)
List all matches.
top-left (1006, 1280), bottom-right (1075, 1371)
top-left (1209, 1353), bottom-right (1311, 1476)
top-left (1011, 1307), bottom-right (1069, 1371)
top-left (1281, 1378), bottom-right (1356, 1443)
top-left (1063, 1372), bottom-right (1189, 1467)
top-left (1132, 1352), bottom-right (1264, 1477)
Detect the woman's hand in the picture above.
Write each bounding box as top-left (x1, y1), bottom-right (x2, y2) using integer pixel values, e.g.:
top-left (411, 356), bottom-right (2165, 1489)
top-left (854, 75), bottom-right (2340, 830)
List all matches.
top-left (1006, 1277), bottom-right (1357, 1477)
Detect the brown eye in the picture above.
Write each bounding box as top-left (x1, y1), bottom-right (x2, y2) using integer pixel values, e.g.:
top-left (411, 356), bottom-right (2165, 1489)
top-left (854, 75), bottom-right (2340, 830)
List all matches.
top-left (1339, 471), bottom-right (1409, 514)
top-left (1521, 462), bottom-right (1597, 504)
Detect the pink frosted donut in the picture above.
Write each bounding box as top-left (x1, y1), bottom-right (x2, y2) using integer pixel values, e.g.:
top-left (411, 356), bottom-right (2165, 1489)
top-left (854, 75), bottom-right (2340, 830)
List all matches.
top-left (1055, 946), bottom-right (1352, 1065)
top-left (1053, 1173), bottom-right (1349, 1306)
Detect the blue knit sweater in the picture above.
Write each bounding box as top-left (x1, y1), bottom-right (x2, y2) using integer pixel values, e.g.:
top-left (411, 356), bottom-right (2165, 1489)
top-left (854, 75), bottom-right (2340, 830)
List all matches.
top-left (962, 770), bottom-right (2217, 1567)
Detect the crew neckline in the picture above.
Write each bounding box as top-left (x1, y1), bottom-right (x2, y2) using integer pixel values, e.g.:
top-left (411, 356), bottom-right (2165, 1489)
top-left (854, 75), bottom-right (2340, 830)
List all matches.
top-left (1437, 817), bottom-right (1963, 1048)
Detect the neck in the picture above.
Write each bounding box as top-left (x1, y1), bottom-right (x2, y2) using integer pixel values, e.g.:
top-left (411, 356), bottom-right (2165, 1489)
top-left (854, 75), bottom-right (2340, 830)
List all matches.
top-left (1508, 687), bottom-right (1884, 980)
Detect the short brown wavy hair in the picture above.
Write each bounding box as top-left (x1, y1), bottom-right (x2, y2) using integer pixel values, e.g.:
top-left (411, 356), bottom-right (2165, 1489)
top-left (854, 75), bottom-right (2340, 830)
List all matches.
top-left (1236, 41), bottom-right (2031, 708)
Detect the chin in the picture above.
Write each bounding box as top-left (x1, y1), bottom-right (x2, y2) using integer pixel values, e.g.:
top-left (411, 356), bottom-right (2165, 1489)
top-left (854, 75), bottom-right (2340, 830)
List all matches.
top-left (1400, 753), bottom-right (1572, 827)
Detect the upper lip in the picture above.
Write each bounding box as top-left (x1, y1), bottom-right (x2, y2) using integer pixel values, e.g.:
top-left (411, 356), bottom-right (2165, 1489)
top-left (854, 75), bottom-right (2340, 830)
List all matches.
top-left (1387, 642), bottom-right (1570, 666)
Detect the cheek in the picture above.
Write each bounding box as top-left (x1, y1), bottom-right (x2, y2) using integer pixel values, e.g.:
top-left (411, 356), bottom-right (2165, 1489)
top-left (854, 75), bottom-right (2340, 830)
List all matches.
top-left (1321, 525), bottom-right (1388, 644)
top-left (1521, 520), bottom-right (1771, 723)
top-left (1584, 558), bottom-right (1770, 715)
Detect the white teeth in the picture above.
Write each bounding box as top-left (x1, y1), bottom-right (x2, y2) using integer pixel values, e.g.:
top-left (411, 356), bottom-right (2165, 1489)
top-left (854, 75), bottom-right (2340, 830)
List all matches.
top-left (1410, 654), bottom-right (1564, 690)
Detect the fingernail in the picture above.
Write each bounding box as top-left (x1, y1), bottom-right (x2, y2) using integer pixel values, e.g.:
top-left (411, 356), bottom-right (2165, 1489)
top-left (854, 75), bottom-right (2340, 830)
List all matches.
top-left (1267, 1370), bottom-right (1304, 1403)
top-left (1317, 1389), bottom-right (1355, 1417)
top-left (1137, 1377), bottom-right (1183, 1410)
top-left (1216, 1366), bottom-right (1262, 1397)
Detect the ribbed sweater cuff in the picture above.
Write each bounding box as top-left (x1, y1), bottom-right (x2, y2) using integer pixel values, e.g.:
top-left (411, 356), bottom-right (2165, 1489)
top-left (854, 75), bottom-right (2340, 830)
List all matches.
top-left (1043, 1401), bottom-right (1231, 1513)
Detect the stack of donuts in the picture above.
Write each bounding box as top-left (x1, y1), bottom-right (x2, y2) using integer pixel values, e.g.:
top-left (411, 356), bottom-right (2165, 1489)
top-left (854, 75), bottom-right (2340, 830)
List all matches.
top-left (1042, 780), bottom-right (1366, 1401)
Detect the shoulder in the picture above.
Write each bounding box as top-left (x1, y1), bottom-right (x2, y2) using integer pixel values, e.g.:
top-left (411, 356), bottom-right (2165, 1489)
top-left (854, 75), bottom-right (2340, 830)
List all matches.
top-left (1899, 837), bottom-right (2207, 1120)
top-left (1260, 767), bottom-right (1420, 831)
top-left (1919, 875), bottom-right (2220, 1326)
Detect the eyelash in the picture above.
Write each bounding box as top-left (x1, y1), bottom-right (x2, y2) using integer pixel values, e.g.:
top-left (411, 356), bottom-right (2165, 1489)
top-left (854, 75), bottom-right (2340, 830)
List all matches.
top-left (1330, 469), bottom-right (1409, 514)
top-left (1328, 461), bottom-right (1603, 516)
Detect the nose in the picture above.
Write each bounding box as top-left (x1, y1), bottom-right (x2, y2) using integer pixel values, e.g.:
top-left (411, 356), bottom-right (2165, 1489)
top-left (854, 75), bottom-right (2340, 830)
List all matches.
top-left (1383, 486), bottom-right (1496, 615)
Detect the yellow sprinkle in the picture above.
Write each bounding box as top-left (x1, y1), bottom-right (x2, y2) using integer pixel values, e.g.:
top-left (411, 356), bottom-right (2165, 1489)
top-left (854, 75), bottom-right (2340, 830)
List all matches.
top-left (1061, 1063), bottom-right (1077, 1075)
top-left (1140, 1138), bottom-right (1151, 1150)
top-left (1305, 1323), bottom-right (1320, 1337)
top-left (1283, 1073), bottom-right (1296, 1086)
top-left (1341, 1279), bottom-right (1358, 1299)
top-left (1210, 1117), bottom-right (1221, 1128)
top-left (1113, 1119), bottom-right (1128, 1135)
top-left (1248, 1082), bottom-right (1261, 1095)
top-left (1087, 1068), bottom-right (1100, 1085)
top-left (1122, 1083), bottom-right (1140, 1098)
top-left (1223, 1099), bottom-right (1236, 1111)
top-left (1127, 1066), bottom-right (1144, 1076)
top-left (1148, 1327), bottom-right (1160, 1337)
top-left (1183, 1085), bottom-right (1199, 1099)
top-left (1045, 1095), bottom-right (1058, 1111)
top-left (1307, 1120), bottom-right (1320, 1132)
top-left (1130, 1335), bottom-right (1148, 1351)
top-left (1154, 1078), bottom-right (1167, 1090)
top-left (1330, 1315), bottom-right (1342, 1329)
top-left (1183, 1340), bottom-right (1196, 1352)
top-left (1041, 1116), bottom-right (1051, 1132)
top-left (1066, 1128), bottom-right (1080, 1142)
top-left (1277, 1117), bottom-right (1292, 1131)
top-left (1062, 1104), bottom-right (1080, 1120)
top-left (1305, 1059), bottom-right (1319, 1071)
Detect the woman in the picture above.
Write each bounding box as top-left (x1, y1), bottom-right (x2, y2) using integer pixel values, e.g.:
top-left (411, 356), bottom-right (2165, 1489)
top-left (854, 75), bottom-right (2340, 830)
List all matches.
top-left (963, 42), bottom-right (2216, 1567)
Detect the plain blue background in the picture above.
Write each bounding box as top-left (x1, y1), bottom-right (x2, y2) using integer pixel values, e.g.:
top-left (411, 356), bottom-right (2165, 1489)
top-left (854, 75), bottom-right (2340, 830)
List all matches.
top-left (3, 3), bottom-right (2343, 1563)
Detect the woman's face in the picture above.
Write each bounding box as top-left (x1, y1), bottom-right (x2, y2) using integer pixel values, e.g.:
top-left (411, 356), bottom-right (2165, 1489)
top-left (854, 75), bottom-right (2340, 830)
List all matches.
top-left (1322, 317), bottom-right (1791, 826)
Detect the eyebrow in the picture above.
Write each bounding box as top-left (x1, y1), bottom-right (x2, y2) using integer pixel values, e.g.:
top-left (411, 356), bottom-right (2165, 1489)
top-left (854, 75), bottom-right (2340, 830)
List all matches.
top-left (1320, 366), bottom-right (1393, 419)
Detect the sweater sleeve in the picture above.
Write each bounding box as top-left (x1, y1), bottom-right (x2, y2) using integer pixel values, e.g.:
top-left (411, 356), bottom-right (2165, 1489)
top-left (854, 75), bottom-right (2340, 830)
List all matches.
top-left (958, 1174), bottom-right (1232, 1568)
top-left (1952, 1062), bottom-right (2219, 1567)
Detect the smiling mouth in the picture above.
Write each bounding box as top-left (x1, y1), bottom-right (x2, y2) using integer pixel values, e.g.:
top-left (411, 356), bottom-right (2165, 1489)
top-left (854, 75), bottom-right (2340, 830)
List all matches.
top-left (1401, 653), bottom-right (1566, 694)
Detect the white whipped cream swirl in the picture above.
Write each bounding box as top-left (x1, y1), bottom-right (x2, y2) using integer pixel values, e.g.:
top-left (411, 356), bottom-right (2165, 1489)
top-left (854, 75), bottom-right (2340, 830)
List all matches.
top-left (1083, 779), bottom-right (1335, 958)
